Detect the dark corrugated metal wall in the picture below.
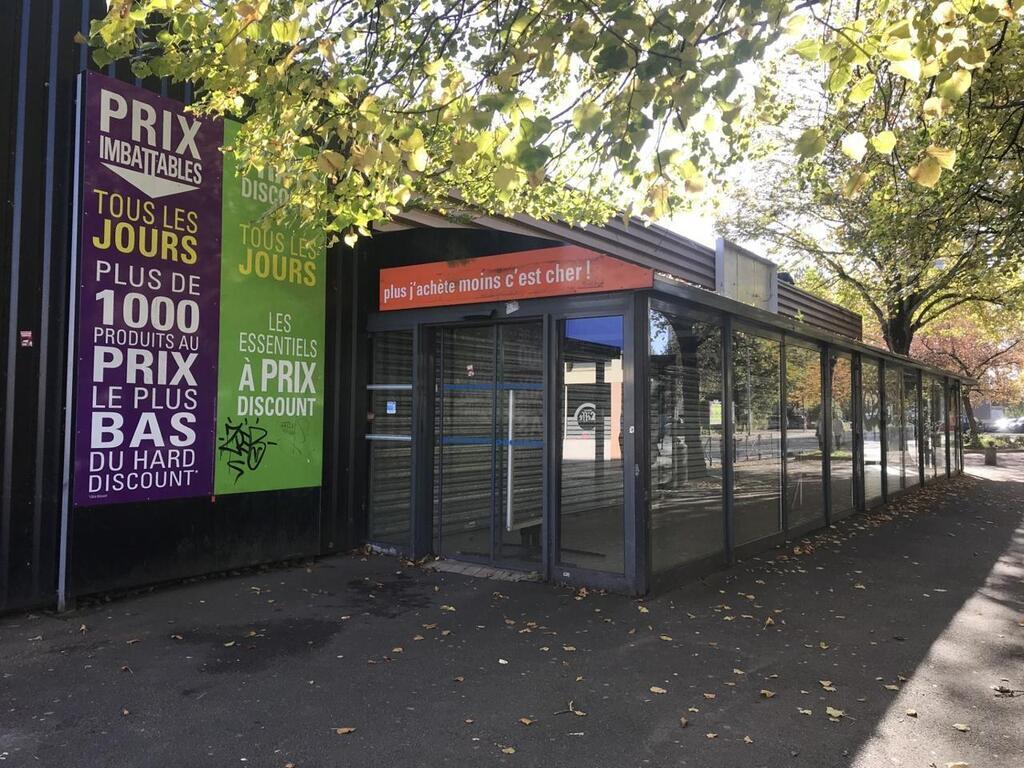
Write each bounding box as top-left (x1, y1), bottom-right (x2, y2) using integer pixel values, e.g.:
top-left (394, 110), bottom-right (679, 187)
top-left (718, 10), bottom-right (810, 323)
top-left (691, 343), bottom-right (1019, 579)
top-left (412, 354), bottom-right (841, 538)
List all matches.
top-left (0, 0), bottom-right (91, 612)
top-left (0, 1), bottom-right (356, 612)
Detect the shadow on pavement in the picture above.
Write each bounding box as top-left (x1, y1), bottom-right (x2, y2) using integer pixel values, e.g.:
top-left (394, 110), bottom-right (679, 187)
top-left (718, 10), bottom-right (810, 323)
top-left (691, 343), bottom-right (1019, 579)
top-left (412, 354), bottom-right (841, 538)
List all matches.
top-left (0, 455), bottom-right (1021, 767)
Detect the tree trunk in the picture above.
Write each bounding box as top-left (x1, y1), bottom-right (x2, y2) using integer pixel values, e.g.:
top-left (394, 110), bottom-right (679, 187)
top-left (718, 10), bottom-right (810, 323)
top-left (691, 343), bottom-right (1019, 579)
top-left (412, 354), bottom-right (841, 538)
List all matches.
top-left (963, 391), bottom-right (981, 447)
top-left (882, 315), bottom-right (914, 356)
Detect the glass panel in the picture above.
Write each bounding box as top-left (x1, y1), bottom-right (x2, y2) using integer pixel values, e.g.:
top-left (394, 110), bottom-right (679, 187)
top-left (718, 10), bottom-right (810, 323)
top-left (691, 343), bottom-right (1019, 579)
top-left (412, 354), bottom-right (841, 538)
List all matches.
top-left (922, 377), bottom-right (940, 479)
top-left (732, 331), bottom-right (782, 546)
top-left (903, 370), bottom-right (920, 488)
top-left (785, 342), bottom-right (824, 530)
top-left (436, 326), bottom-right (495, 559)
top-left (648, 308), bottom-right (723, 572)
top-left (367, 331), bottom-right (413, 547)
top-left (885, 366), bottom-right (904, 492)
top-left (496, 323), bottom-right (545, 564)
top-left (559, 316), bottom-right (625, 574)
top-left (935, 378), bottom-right (947, 478)
top-left (862, 359), bottom-right (884, 507)
top-left (950, 382), bottom-right (958, 473)
top-left (829, 352), bottom-right (855, 519)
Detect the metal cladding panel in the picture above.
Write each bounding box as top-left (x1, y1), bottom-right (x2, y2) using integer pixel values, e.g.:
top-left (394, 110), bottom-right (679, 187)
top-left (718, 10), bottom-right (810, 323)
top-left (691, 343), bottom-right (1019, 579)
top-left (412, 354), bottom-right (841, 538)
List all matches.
top-left (778, 282), bottom-right (863, 341)
top-left (388, 210), bottom-right (718, 290)
top-left (0, 1), bottom-right (351, 612)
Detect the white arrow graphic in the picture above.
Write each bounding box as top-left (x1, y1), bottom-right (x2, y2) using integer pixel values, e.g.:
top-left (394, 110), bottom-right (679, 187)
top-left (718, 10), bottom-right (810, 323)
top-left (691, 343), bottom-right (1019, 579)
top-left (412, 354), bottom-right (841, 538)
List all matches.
top-left (102, 162), bottom-right (200, 199)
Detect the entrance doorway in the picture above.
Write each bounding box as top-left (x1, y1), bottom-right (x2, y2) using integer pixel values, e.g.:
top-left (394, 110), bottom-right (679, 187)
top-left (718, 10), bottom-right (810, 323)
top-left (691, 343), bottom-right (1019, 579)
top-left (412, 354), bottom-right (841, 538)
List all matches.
top-left (434, 322), bottom-right (545, 567)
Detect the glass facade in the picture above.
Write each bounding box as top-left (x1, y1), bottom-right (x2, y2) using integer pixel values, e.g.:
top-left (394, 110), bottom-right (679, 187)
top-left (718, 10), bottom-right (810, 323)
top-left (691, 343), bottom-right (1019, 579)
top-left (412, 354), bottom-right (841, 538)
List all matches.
top-left (903, 369), bottom-right (921, 488)
top-left (732, 330), bottom-right (783, 546)
top-left (950, 382), bottom-right (958, 473)
top-left (829, 351), bottom-right (856, 519)
top-left (885, 365), bottom-right (905, 493)
top-left (862, 358), bottom-right (884, 507)
top-left (924, 376), bottom-right (946, 479)
top-left (785, 342), bottom-right (825, 530)
top-left (362, 293), bottom-right (966, 594)
top-left (559, 316), bottom-right (626, 574)
top-left (648, 308), bottom-right (724, 572)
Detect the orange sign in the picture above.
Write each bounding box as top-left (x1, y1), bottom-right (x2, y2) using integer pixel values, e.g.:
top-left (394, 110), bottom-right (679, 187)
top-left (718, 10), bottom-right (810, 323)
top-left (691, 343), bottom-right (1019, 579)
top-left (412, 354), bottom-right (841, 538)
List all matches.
top-left (379, 245), bottom-right (654, 311)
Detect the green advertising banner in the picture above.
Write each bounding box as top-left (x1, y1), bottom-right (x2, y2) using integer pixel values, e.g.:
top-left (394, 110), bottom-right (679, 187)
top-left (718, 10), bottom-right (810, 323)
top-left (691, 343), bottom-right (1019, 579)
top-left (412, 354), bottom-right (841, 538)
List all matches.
top-left (214, 121), bottom-right (326, 494)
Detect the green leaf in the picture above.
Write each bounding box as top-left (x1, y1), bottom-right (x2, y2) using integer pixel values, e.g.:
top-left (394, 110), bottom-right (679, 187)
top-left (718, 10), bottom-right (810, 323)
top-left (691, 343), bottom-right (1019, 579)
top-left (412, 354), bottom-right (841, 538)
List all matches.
top-left (452, 141), bottom-right (477, 164)
top-left (407, 146), bottom-right (429, 173)
top-left (889, 57), bottom-right (921, 83)
top-left (515, 142), bottom-right (551, 172)
top-left (317, 150), bottom-right (344, 176)
top-left (843, 171), bottom-right (870, 198)
top-left (922, 96), bottom-right (951, 120)
top-left (931, 1), bottom-right (958, 23)
top-left (790, 39), bottom-right (821, 61)
top-left (827, 66), bottom-right (852, 94)
top-left (937, 70), bottom-right (971, 101)
top-left (572, 102), bottom-right (604, 133)
top-left (399, 128), bottom-right (424, 152)
top-left (909, 157), bottom-right (942, 188)
top-left (870, 131), bottom-right (897, 155)
top-left (594, 45), bottom-right (630, 73)
top-left (848, 74), bottom-right (876, 104)
top-left (794, 128), bottom-right (826, 158)
top-left (841, 132), bottom-right (868, 162)
top-left (225, 40), bottom-right (247, 67)
top-left (882, 39), bottom-right (913, 61)
top-left (270, 18), bottom-right (300, 45)
top-left (493, 166), bottom-right (518, 190)
top-left (926, 145), bottom-right (957, 170)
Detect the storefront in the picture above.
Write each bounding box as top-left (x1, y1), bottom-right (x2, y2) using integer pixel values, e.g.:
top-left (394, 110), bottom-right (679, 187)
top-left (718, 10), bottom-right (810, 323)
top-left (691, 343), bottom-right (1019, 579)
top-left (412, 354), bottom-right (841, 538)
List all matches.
top-left (347, 228), bottom-right (968, 595)
top-left (0, 3), bottom-right (968, 610)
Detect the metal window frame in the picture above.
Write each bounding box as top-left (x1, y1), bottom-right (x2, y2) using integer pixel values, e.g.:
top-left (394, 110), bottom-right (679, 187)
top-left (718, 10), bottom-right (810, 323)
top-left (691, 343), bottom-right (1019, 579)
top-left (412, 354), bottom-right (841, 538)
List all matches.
top-left (878, 359), bottom-right (889, 502)
top-left (851, 352), bottom-right (865, 512)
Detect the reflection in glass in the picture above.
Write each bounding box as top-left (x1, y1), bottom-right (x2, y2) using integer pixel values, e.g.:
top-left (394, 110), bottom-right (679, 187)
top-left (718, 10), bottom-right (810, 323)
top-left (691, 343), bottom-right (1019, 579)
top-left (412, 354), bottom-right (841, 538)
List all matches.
top-left (862, 359), bottom-right (884, 507)
top-left (496, 323), bottom-right (545, 563)
top-left (732, 331), bottom-right (782, 546)
top-left (367, 331), bottom-right (413, 547)
top-left (559, 316), bottom-right (625, 573)
top-left (786, 343), bottom-right (824, 529)
top-left (950, 382), bottom-right (958, 473)
top-left (885, 366), bottom-right (904, 492)
top-left (903, 370), bottom-right (920, 488)
top-left (829, 352), bottom-right (855, 519)
top-left (927, 377), bottom-right (947, 478)
top-left (433, 323), bottom-right (545, 564)
top-left (435, 325), bottom-right (496, 558)
top-left (648, 309), bottom-right (723, 572)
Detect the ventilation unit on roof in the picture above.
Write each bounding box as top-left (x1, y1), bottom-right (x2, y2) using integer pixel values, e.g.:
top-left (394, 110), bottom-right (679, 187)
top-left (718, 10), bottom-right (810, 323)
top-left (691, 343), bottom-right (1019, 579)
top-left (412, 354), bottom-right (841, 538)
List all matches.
top-left (715, 237), bottom-right (779, 313)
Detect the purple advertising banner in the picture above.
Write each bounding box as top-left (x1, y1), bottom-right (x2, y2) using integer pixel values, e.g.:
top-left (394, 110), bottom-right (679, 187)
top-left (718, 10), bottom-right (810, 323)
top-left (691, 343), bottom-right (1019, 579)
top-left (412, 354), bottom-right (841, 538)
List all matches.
top-left (72, 71), bottom-right (223, 506)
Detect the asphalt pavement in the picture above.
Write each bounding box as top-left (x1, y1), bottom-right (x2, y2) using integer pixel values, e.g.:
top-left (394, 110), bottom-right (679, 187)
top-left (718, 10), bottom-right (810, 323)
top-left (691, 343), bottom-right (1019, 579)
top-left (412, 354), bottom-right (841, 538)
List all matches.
top-left (1, 453), bottom-right (1021, 768)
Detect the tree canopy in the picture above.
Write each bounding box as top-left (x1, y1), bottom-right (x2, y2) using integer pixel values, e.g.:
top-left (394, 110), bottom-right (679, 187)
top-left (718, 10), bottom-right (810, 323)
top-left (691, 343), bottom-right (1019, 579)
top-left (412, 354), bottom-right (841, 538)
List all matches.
top-left (719, 1), bottom-right (1024, 353)
top-left (911, 307), bottom-right (1024, 435)
top-left (89, 0), bottom-right (1024, 250)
